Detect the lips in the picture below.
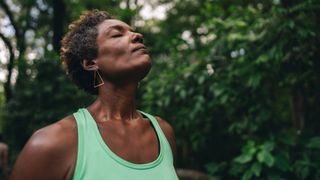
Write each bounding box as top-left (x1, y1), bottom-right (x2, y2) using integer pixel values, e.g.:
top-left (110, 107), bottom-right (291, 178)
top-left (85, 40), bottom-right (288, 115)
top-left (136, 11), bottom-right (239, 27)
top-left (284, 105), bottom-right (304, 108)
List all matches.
top-left (132, 45), bottom-right (148, 54)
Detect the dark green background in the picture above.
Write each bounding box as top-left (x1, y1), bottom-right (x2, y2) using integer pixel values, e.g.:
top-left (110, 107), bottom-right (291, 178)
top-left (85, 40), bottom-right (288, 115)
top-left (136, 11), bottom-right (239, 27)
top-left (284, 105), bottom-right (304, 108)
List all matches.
top-left (0, 0), bottom-right (319, 179)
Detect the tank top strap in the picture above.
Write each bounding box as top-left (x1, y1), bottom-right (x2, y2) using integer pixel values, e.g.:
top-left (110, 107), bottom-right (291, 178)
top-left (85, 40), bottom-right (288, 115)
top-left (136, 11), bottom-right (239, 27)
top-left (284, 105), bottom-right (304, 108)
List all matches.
top-left (138, 111), bottom-right (163, 138)
top-left (138, 110), bottom-right (174, 164)
top-left (72, 108), bottom-right (87, 180)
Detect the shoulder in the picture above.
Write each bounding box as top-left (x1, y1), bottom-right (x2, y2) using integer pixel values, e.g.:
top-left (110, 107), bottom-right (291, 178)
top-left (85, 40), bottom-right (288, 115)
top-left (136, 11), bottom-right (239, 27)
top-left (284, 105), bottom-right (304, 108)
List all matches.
top-left (28, 115), bottom-right (77, 152)
top-left (154, 116), bottom-right (177, 167)
top-left (153, 116), bottom-right (176, 139)
top-left (11, 115), bottom-right (77, 180)
top-left (0, 142), bottom-right (8, 150)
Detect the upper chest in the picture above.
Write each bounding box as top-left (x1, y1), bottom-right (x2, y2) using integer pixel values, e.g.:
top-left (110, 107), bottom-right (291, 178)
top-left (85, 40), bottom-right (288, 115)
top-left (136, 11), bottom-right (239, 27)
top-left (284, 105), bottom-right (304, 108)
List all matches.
top-left (63, 117), bottom-right (160, 180)
top-left (96, 119), bottom-right (161, 161)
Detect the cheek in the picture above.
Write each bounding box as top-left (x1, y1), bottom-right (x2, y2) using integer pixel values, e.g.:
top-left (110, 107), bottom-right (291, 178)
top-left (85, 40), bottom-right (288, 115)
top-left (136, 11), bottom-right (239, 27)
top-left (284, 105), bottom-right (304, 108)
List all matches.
top-left (103, 45), bottom-right (127, 57)
top-left (97, 43), bottom-right (131, 75)
top-left (99, 39), bottom-right (131, 61)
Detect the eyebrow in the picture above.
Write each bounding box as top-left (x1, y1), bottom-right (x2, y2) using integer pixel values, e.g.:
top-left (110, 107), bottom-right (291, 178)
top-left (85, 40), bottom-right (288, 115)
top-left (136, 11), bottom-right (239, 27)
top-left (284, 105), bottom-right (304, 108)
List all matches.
top-left (105, 25), bottom-right (135, 35)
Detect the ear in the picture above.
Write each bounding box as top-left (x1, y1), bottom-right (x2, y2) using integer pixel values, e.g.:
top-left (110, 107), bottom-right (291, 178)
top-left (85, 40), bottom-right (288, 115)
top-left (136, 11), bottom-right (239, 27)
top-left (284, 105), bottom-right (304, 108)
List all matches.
top-left (81, 59), bottom-right (98, 71)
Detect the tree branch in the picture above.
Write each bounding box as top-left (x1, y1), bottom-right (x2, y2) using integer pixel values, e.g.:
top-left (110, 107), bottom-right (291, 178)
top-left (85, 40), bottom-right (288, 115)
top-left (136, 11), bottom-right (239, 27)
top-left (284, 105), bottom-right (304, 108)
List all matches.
top-left (0, 0), bottom-right (20, 38)
top-left (0, 32), bottom-right (15, 102)
top-left (0, 33), bottom-right (13, 53)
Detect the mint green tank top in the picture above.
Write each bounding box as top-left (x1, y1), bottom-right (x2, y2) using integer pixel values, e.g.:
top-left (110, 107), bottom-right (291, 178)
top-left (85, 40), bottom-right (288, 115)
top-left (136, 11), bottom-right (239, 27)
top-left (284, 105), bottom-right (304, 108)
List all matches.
top-left (72, 108), bottom-right (179, 180)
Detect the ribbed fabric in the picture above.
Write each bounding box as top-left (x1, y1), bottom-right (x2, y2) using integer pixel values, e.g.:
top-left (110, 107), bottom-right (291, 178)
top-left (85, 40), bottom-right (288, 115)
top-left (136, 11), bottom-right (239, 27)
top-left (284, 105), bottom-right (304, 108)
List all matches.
top-left (72, 108), bottom-right (179, 180)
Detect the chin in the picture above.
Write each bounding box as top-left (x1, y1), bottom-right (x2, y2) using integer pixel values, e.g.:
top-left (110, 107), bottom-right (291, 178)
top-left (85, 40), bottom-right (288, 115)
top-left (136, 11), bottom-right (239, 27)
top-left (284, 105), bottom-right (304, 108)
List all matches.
top-left (138, 56), bottom-right (152, 79)
top-left (132, 55), bottom-right (152, 80)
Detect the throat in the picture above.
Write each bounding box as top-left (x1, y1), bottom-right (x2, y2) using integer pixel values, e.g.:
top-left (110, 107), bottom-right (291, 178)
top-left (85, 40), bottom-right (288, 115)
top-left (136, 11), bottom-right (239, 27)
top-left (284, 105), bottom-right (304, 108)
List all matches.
top-left (88, 97), bottom-right (141, 123)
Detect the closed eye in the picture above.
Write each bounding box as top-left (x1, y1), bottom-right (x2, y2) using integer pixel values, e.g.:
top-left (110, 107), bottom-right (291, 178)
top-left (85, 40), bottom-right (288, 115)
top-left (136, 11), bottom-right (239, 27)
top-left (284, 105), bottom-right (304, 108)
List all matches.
top-left (112, 34), bottom-right (122, 38)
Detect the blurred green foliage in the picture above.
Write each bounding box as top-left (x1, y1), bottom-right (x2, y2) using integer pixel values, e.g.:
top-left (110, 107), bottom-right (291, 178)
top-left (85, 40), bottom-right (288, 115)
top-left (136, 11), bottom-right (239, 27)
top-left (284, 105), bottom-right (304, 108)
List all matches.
top-left (140, 0), bottom-right (320, 179)
top-left (0, 0), bottom-right (319, 179)
top-left (3, 53), bottom-right (94, 157)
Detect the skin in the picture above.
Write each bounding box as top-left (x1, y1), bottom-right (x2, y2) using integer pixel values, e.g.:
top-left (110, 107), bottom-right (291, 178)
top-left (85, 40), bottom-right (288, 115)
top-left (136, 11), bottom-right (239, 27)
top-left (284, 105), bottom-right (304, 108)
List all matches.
top-left (0, 142), bottom-right (9, 178)
top-left (10, 19), bottom-right (177, 180)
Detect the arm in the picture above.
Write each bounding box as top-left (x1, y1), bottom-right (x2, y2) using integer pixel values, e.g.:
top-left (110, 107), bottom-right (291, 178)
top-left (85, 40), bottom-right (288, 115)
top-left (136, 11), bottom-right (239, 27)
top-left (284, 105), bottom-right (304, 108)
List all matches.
top-left (155, 117), bottom-right (177, 167)
top-left (11, 117), bottom-right (77, 180)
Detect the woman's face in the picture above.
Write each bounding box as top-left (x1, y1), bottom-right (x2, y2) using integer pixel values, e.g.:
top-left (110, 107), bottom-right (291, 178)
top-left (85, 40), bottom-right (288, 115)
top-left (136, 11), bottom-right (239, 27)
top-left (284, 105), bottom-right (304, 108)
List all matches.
top-left (95, 19), bottom-right (151, 83)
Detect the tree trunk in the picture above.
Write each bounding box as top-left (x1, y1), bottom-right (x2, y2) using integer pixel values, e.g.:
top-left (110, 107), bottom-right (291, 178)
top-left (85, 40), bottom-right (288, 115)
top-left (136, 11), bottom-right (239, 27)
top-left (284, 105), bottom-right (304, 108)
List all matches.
top-left (52, 0), bottom-right (66, 52)
top-left (290, 88), bottom-right (304, 130)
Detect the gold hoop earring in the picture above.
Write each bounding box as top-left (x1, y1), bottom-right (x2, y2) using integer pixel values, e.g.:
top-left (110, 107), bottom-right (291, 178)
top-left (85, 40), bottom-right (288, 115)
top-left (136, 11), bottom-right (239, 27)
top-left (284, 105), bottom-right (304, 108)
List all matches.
top-left (94, 70), bottom-right (104, 88)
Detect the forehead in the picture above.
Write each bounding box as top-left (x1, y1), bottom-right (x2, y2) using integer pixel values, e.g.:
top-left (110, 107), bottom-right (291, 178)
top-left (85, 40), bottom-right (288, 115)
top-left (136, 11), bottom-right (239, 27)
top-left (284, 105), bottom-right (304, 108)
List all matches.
top-left (97, 19), bottom-right (132, 33)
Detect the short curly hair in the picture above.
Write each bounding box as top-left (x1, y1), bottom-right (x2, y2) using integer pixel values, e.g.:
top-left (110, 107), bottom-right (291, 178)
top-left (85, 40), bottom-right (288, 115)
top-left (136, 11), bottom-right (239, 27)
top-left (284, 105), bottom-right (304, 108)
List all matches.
top-left (60, 9), bottom-right (113, 95)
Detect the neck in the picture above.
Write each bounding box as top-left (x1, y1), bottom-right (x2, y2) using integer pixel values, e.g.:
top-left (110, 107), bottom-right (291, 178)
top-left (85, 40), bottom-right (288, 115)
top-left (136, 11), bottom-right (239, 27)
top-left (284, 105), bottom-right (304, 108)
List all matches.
top-left (88, 81), bottom-right (140, 123)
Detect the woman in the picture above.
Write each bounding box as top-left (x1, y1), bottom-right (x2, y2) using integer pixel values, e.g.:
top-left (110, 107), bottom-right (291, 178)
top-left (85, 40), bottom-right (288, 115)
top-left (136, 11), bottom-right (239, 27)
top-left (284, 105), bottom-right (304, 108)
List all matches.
top-left (11, 10), bottom-right (179, 180)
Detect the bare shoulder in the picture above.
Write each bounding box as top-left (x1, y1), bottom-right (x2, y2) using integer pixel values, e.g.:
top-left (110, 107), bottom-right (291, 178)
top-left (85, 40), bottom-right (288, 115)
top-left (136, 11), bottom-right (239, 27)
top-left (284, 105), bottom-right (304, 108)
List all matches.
top-left (154, 116), bottom-right (176, 139)
top-left (11, 115), bottom-right (77, 180)
top-left (154, 116), bottom-right (177, 167)
top-left (27, 115), bottom-right (77, 151)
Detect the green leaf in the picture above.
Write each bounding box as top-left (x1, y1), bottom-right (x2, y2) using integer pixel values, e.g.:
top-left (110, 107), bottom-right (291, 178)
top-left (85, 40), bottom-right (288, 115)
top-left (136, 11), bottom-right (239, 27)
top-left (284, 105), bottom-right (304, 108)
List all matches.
top-left (274, 153), bottom-right (290, 172)
top-left (198, 76), bottom-right (205, 84)
top-left (261, 141), bottom-right (275, 152)
top-left (242, 170), bottom-right (254, 180)
top-left (179, 90), bottom-right (187, 99)
top-left (234, 154), bottom-right (253, 164)
top-left (278, 133), bottom-right (296, 146)
top-left (247, 75), bottom-right (261, 88)
top-left (307, 137), bottom-right (320, 149)
top-left (257, 150), bottom-right (274, 167)
top-left (251, 163), bottom-right (262, 177)
top-left (288, 20), bottom-right (295, 29)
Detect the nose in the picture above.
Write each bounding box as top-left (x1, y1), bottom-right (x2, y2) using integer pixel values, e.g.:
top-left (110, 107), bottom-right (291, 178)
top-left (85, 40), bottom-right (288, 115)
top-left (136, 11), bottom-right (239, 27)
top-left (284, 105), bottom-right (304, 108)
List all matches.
top-left (131, 32), bottom-right (144, 44)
